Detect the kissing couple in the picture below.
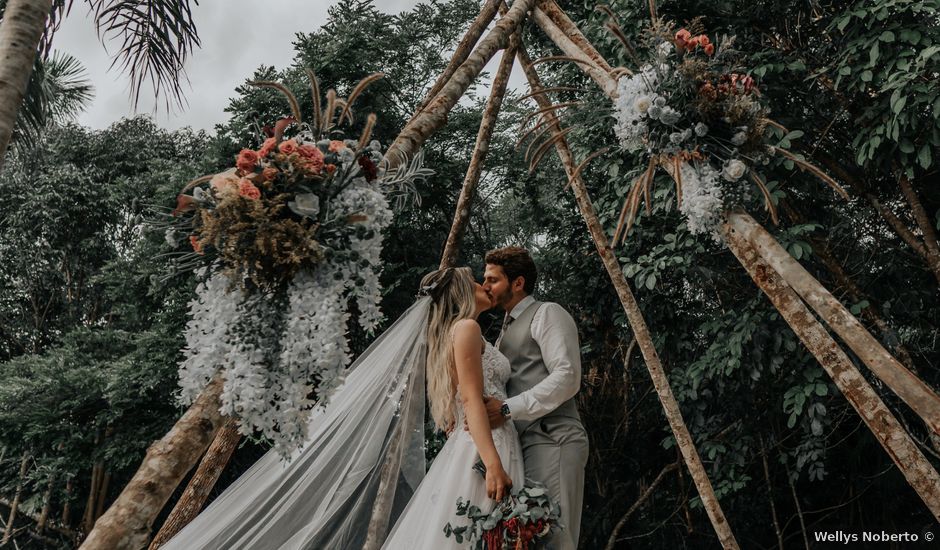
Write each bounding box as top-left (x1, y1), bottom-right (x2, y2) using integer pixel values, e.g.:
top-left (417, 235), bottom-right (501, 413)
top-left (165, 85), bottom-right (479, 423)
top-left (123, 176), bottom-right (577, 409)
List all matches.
top-left (164, 247), bottom-right (589, 549)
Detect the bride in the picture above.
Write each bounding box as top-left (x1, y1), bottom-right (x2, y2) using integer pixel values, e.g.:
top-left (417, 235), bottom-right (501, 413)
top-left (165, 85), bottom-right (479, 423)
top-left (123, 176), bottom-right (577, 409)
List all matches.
top-left (162, 266), bottom-right (524, 549)
top-left (382, 267), bottom-right (524, 548)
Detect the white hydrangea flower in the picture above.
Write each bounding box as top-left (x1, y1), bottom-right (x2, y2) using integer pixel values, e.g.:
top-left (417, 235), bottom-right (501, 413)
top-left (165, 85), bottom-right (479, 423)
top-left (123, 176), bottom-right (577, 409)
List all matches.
top-left (678, 162), bottom-right (726, 243)
top-left (613, 66), bottom-right (659, 152)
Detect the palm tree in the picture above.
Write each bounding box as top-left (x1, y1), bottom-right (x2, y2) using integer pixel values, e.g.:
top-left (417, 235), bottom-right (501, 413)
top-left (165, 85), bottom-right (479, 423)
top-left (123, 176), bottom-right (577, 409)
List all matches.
top-left (0, 0), bottom-right (200, 172)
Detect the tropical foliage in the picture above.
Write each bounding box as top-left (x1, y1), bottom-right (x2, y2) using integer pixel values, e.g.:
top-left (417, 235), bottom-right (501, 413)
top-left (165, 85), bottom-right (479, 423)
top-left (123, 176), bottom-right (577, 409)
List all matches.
top-left (0, 0), bottom-right (937, 548)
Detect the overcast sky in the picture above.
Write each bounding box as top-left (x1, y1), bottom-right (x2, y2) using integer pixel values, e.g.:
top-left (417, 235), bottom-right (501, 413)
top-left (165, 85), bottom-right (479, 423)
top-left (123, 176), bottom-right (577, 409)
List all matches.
top-left (54, 0), bottom-right (525, 132)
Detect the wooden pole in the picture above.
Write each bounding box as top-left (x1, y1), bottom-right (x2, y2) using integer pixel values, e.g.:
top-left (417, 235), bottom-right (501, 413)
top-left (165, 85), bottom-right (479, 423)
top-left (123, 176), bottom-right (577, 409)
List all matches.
top-left (147, 417), bottom-right (241, 550)
top-left (722, 219), bottom-right (940, 521)
top-left (383, 0), bottom-right (537, 170)
top-left (79, 377), bottom-right (227, 550)
top-left (729, 211), bottom-right (940, 435)
top-left (440, 38), bottom-right (518, 268)
top-left (511, 32), bottom-right (740, 548)
top-left (1, 453), bottom-right (30, 546)
top-left (410, 0), bottom-right (502, 118)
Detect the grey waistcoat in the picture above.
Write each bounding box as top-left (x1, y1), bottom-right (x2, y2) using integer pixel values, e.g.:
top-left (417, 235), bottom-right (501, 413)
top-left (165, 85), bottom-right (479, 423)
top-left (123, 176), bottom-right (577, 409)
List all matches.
top-left (499, 300), bottom-right (582, 434)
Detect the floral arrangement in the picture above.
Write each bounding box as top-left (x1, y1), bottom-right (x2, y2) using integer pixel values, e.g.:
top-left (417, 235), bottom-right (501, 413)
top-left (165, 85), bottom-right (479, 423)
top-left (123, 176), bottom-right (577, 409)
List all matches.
top-left (604, 15), bottom-right (847, 242)
top-left (164, 70), bottom-right (432, 457)
top-left (444, 481), bottom-right (561, 550)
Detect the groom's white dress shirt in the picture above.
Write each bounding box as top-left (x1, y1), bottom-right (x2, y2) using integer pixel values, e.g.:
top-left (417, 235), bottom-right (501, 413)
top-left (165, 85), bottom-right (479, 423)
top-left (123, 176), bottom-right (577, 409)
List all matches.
top-left (501, 295), bottom-right (581, 421)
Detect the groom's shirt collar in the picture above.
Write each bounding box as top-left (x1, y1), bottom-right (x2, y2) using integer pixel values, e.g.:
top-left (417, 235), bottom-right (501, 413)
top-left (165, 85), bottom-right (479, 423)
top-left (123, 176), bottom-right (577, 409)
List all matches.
top-left (509, 294), bottom-right (536, 320)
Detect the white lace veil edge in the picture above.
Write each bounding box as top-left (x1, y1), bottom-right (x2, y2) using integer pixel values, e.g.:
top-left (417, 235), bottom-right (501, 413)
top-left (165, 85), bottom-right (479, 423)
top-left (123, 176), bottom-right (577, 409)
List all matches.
top-left (161, 297), bottom-right (431, 550)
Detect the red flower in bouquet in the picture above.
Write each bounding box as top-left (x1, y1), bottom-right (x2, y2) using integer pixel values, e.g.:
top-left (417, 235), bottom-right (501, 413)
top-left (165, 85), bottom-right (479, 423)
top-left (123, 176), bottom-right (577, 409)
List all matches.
top-left (358, 155), bottom-right (378, 181)
top-left (238, 179), bottom-right (261, 200)
top-left (236, 148), bottom-right (259, 173)
top-left (189, 235), bottom-right (204, 254)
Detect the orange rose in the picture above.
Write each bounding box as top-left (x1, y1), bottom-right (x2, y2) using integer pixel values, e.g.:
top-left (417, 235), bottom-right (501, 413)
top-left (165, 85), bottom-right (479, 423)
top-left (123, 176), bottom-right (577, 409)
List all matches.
top-left (704, 43), bottom-right (715, 56)
top-left (698, 35), bottom-right (711, 46)
top-left (238, 179), bottom-right (261, 200)
top-left (325, 164), bottom-right (337, 174)
top-left (675, 29), bottom-right (691, 42)
top-left (236, 149), bottom-right (259, 173)
top-left (328, 140), bottom-right (346, 153)
top-left (278, 139), bottom-right (299, 155)
top-left (262, 167), bottom-right (279, 181)
top-left (259, 137), bottom-right (277, 158)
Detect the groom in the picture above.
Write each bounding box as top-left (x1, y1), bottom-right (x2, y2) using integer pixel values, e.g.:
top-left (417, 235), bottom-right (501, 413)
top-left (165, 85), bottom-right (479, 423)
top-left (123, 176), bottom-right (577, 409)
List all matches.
top-left (482, 246), bottom-right (589, 550)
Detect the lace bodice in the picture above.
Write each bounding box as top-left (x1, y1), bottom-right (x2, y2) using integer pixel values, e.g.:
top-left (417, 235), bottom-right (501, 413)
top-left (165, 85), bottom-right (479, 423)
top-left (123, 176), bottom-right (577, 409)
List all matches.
top-left (454, 340), bottom-right (511, 426)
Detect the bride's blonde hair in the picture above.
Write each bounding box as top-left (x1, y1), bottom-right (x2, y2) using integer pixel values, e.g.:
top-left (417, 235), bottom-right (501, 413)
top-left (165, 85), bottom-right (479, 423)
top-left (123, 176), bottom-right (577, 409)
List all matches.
top-left (420, 267), bottom-right (477, 431)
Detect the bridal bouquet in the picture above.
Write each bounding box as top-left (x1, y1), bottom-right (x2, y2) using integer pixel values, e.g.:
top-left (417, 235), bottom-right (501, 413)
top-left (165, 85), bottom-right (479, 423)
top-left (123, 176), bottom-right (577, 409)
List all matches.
top-left (606, 16), bottom-right (846, 242)
top-left (164, 70), bottom-right (432, 457)
top-left (444, 483), bottom-right (561, 550)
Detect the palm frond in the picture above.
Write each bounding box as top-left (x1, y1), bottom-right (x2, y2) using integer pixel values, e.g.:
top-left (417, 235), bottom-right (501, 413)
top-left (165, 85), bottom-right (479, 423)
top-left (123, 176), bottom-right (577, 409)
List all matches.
top-left (382, 150), bottom-right (435, 210)
top-left (89, 0), bottom-right (201, 109)
top-left (12, 51), bottom-right (94, 151)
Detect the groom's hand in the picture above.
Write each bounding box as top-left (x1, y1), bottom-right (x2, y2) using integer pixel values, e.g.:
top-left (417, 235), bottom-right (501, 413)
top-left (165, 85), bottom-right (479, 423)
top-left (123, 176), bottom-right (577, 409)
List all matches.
top-left (483, 396), bottom-right (507, 428)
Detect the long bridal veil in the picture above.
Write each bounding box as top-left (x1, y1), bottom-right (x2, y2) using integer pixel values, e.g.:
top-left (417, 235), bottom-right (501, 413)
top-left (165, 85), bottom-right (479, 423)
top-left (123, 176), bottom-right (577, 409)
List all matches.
top-left (162, 298), bottom-right (431, 550)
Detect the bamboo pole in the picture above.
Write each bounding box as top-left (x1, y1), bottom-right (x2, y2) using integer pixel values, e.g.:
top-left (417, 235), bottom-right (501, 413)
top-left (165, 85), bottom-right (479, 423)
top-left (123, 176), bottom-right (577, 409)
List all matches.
top-left (729, 211), bottom-right (940, 435)
top-left (383, 0), bottom-right (537, 170)
top-left (512, 34), bottom-right (740, 548)
top-left (148, 417), bottom-right (241, 550)
top-left (722, 220), bottom-right (940, 521)
top-left (440, 38), bottom-right (518, 268)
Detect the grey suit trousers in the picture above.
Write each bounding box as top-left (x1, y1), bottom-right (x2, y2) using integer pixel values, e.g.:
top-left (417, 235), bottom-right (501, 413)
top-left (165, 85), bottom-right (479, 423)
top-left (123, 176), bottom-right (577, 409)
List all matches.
top-left (519, 416), bottom-right (590, 550)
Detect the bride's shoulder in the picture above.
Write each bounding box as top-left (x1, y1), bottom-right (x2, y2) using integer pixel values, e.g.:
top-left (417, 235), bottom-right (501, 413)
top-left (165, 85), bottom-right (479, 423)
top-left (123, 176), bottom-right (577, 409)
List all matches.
top-left (451, 318), bottom-right (482, 338)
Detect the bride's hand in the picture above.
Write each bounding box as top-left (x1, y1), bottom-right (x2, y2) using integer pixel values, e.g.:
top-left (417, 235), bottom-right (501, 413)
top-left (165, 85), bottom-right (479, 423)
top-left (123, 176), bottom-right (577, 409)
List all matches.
top-left (485, 463), bottom-right (512, 502)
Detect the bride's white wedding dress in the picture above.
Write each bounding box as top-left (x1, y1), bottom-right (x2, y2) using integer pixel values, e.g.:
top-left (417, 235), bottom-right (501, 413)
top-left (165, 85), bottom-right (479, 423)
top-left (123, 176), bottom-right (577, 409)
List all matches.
top-left (381, 339), bottom-right (525, 549)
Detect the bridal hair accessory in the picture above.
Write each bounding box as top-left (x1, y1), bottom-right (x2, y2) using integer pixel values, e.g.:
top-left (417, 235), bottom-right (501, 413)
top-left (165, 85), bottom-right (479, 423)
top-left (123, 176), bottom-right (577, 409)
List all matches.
top-left (418, 267), bottom-right (456, 302)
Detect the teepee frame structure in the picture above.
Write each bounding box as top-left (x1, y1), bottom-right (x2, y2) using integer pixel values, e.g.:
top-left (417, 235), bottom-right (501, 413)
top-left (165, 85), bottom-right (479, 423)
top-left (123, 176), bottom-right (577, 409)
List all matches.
top-left (82, 1), bottom-right (940, 549)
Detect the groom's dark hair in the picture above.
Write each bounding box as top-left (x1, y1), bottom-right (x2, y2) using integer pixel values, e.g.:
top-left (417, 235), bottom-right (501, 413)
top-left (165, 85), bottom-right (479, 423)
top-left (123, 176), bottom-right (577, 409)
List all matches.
top-left (485, 246), bottom-right (537, 294)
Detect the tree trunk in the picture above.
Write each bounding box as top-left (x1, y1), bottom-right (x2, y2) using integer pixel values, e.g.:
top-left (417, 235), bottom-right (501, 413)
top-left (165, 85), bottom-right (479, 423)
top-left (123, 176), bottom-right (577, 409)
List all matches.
top-left (409, 0), bottom-right (501, 118)
top-left (604, 462), bottom-right (678, 550)
top-left (148, 417), bottom-right (241, 550)
top-left (81, 462), bottom-right (102, 534)
top-left (514, 37), bottom-right (740, 549)
top-left (440, 39), bottom-right (517, 268)
top-left (79, 377), bottom-right (227, 550)
top-left (897, 171), bottom-right (940, 286)
top-left (728, 211), bottom-right (940, 435)
top-left (0, 0), bottom-right (51, 172)
top-left (722, 221), bottom-right (940, 520)
top-left (1, 453), bottom-right (29, 546)
top-left (93, 469), bottom-right (110, 521)
top-left (36, 477), bottom-right (54, 534)
top-left (383, 0), bottom-right (536, 170)
top-left (62, 477), bottom-right (73, 527)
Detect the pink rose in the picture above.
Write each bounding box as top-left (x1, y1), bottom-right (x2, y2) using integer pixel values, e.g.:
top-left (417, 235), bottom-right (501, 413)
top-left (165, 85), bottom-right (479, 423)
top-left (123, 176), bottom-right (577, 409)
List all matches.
top-left (298, 144), bottom-right (324, 173)
top-left (238, 179), bottom-right (261, 200)
top-left (704, 43), bottom-right (715, 56)
top-left (278, 139), bottom-right (299, 155)
top-left (259, 137), bottom-right (277, 158)
top-left (236, 149), bottom-right (259, 173)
